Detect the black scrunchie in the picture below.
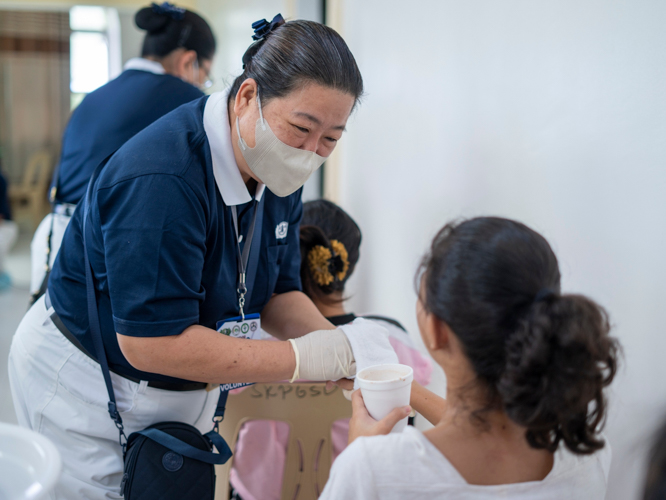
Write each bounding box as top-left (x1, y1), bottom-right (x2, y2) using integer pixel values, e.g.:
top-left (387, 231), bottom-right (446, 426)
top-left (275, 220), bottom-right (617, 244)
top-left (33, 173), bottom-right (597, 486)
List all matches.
top-left (329, 254), bottom-right (346, 278)
top-left (242, 13), bottom-right (285, 69)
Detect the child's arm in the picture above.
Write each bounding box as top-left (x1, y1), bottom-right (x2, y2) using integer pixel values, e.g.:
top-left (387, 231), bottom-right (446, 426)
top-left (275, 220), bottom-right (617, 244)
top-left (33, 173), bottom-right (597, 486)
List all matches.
top-left (329, 379), bottom-right (447, 427)
top-left (409, 381), bottom-right (446, 426)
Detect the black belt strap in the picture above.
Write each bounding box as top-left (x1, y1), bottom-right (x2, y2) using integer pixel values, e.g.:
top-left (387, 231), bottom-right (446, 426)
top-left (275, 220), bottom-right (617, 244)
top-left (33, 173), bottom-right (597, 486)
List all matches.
top-left (44, 290), bottom-right (207, 391)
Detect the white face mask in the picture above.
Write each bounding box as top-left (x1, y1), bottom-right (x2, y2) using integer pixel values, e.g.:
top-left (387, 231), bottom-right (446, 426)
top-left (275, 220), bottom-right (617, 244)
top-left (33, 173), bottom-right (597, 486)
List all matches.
top-left (236, 95), bottom-right (328, 197)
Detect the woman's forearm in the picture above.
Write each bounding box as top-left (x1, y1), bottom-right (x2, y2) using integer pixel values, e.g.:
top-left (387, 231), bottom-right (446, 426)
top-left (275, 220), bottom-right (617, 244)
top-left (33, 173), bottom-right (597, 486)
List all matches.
top-left (117, 325), bottom-right (296, 383)
top-left (118, 291), bottom-right (335, 383)
top-left (261, 291), bottom-right (335, 340)
top-left (410, 381), bottom-right (447, 426)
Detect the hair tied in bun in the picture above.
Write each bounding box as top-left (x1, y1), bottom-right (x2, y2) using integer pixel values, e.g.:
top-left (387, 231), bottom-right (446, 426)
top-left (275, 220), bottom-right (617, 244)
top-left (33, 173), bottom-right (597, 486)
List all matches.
top-left (308, 240), bottom-right (350, 287)
top-left (151, 2), bottom-right (185, 21)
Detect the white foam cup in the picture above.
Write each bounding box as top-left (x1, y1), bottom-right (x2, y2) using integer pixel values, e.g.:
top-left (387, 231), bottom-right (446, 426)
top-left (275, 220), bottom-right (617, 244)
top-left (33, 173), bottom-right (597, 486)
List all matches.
top-left (356, 363), bottom-right (414, 433)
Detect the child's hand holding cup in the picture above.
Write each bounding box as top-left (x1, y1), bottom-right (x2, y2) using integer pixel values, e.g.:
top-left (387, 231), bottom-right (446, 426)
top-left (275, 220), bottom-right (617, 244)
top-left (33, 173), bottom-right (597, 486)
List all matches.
top-left (356, 363), bottom-right (414, 433)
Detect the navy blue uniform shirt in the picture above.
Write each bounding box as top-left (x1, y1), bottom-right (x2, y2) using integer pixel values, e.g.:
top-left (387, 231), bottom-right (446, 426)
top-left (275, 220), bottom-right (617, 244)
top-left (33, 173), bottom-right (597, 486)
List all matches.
top-left (49, 94), bottom-right (303, 383)
top-left (54, 61), bottom-right (203, 204)
top-left (0, 171), bottom-right (11, 220)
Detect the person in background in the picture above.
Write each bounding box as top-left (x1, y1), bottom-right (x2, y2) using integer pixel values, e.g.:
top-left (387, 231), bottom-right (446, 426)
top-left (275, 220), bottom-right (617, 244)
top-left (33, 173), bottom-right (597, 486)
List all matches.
top-left (299, 200), bottom-right (432, 382)
top-left (29, 2), bottom-right (215, 300)
top-left (0, 167), bottom-right (18, 291)
top-left (322, 216), bottom-right (620, 499)
top-left (229, 199), bottom-right (433, 500)
top-left (643, 416), bottom-right (666, 500)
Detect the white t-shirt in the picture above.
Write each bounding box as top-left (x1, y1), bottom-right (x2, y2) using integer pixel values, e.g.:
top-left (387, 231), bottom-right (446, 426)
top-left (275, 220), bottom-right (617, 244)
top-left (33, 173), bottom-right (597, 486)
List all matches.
top-left (321, 427), bottom-right (611, 500)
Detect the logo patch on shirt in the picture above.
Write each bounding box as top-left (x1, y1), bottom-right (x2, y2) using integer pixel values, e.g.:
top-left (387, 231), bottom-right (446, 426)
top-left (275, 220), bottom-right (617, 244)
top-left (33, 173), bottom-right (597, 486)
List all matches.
top-left (276, 221), bottom-right (289, 239)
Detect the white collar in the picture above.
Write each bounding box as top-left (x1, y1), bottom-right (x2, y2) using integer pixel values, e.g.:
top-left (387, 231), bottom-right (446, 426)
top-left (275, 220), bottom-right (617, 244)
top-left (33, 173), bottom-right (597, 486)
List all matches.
top-left (203, 89), bottom-right (265, 206)
top-left (123, 57), bottom-right (166, 75)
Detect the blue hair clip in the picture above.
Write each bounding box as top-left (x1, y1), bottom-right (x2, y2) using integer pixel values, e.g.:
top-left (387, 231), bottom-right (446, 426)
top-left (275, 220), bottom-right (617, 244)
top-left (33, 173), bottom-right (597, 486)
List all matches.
top-left (251, 13), bottom-right (285, 41)
top-left (151, 2), bottom-right (185, 21)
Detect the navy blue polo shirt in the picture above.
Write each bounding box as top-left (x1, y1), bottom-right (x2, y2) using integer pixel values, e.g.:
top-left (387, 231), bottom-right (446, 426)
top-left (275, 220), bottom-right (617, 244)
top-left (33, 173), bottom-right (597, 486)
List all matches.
top-left (0, 171), bottom-right (11, 220)
top-left (54, 62), bottom-right (203, 204)
top-left (49, 94), bottom-right (303, 383)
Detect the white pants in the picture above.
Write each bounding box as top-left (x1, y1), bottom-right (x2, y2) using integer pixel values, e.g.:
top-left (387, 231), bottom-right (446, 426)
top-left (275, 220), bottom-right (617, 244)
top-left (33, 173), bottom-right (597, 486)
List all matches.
top-left (0, 219), bottom-right (18, 272)
top-left (8, 296), bottom-right (219, 499)
top-left (30, 212), bottom-right (71, 293)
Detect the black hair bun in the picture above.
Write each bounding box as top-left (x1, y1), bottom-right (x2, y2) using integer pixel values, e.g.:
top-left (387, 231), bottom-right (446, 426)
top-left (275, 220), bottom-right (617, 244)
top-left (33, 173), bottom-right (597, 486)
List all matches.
top-left (135, 7), bottom-right (170, 33)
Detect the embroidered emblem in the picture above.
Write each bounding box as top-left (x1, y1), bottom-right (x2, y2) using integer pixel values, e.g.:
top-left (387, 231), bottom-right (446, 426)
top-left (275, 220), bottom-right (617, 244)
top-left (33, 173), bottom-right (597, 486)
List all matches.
top-left (162, 451), bottom-right (183, 472)
top-left (276, 221), bottom-right (289, 239)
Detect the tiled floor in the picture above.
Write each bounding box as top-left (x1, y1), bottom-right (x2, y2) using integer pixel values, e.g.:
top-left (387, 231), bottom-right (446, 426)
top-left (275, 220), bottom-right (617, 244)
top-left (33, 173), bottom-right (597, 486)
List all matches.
top-left (0, 230), bottom-right (32, 424)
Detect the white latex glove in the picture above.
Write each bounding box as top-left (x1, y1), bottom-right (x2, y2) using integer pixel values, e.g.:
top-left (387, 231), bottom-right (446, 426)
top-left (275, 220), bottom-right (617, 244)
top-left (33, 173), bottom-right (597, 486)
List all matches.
top-left (288, 328), bottom-right (356, 382)
top-left (339, 318), bottom-right (399, 389)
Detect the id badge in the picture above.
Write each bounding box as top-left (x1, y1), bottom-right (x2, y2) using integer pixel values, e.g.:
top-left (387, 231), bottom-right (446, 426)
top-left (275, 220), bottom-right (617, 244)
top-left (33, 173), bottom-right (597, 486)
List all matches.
top-left (216, 313), bottom-right (262, 340)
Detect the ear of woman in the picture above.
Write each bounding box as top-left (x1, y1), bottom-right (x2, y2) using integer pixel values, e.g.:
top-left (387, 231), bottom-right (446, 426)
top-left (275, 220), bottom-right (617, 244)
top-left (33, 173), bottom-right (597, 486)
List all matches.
top-left (159, 48), bottom-right (198, 83)
top-left (416, 296), bottom-right (451, 354)
top-left (232, 79), bottom-right (260, 147)
top-left (173, 49), bottom-right (198, 83)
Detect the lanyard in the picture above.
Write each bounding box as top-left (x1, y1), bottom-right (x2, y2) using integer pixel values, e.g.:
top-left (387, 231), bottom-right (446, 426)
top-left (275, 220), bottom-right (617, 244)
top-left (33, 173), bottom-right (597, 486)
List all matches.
top-left (230, 200), bottom-right (259, 320)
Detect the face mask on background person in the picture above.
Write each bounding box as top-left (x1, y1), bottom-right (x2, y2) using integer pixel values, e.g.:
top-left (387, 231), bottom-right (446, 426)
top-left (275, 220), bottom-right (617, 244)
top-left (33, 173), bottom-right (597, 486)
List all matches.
top-left (236, 94), bottom-right (327, 197)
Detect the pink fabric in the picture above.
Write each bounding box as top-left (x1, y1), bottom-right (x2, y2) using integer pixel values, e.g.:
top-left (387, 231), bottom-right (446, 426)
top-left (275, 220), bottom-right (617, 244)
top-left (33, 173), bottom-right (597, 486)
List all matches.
top-left (229, 420), bottom-right (290, 500)
top-left (229, 335), bottom-right (433, 499)
top-left (331, 419), bottom-right (350, 462)
top-left (389, 337), bottom-right (433, 386)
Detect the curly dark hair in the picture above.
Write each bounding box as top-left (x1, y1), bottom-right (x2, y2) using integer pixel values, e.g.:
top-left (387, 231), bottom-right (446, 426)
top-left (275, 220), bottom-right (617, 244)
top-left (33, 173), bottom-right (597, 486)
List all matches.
top-left (417, 217), bottom-right (620, 455)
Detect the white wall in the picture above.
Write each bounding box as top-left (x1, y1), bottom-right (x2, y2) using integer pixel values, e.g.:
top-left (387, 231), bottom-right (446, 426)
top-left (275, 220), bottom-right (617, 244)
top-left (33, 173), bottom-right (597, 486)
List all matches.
top-left (336, 1), bottom-right (666, 499)
top-left (118, 8), bottom-right (143, 65)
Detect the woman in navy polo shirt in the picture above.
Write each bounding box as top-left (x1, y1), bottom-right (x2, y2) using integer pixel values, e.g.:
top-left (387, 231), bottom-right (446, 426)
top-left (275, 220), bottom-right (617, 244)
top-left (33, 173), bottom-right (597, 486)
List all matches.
top-left (9, 15), bottom-right (389, 498)
top-left (30, 2), bottom-right (216, 298)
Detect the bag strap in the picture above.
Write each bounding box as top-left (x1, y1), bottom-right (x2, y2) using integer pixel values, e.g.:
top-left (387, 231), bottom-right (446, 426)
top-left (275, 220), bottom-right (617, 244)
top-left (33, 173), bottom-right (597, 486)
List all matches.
top-left (81, 160), bottom-right (127, 449)
top-left (81, 160), bottom-right (231, 464)
top-left (137, 428), bottom-right (232, 465)
top-left (212, 389), bottom-right (229, 422)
